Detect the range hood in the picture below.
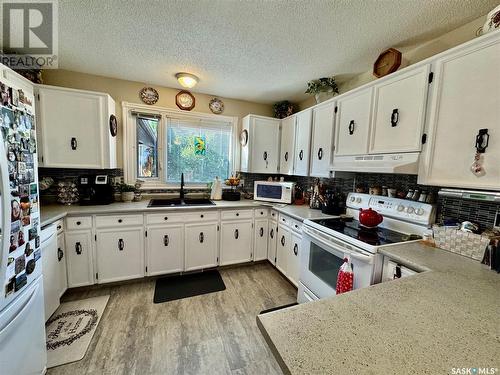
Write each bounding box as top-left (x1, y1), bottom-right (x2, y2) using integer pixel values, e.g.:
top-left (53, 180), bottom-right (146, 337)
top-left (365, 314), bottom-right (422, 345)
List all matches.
top-left (331, 153), bottom-right (420, 174)
top-left (438, 189), bottom-right (500, 202)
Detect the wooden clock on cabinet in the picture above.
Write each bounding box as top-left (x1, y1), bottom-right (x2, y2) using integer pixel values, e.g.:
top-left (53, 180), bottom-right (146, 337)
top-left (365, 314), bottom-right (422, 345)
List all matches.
top-left (373, 48), bottom-right (402, 78)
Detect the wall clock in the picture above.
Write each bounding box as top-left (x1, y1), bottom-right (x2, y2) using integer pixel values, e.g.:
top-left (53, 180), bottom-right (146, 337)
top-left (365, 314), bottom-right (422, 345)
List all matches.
top-left (176, 90), bottom-right (195, 111)
top-left (209, 97), bottom-right (224, 114)
top-left (109, 114), bottom-right (118, 137)
top-left (373, 48), bottom-right (402, 78)
top-left (139, 87), bottom-right (159, 105)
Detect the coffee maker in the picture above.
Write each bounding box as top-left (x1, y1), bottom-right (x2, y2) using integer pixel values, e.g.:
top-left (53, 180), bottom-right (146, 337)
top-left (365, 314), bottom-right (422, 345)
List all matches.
top-left (78, 174), bottom-right (114, 205)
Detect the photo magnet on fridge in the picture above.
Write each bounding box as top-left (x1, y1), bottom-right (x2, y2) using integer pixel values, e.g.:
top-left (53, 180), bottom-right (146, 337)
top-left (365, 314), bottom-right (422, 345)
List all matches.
top-left (33, 249), bottom-right (41, 262)
top-left (24, 242), bottom-right (33, 257)
top-left (30, 194), bottom-right (38, 213)
top-left (11, 89), bottom-right (19, 107)
top-left (21, 215), bottom-right (30, 227)
top-left (7, 256), bottom-right (14, 266)
top-left (11, 198), bottom-right (21, 221)
top-left (17, 229), bottom-right (25, 247)
top-left (9, 232), bottom-right (18, 253)
top-left (35, 235), bottom-right (40, 248)
top-left (10, 220), bottom-right (20, 234)
top-left (5, 277), bottom-right (15, 297)
top-left (1, 82), bottom-right (12, 106)
top-left (14, 255), bottom-right (25, 275)
top-left (14, 273), bottom-right (27, 292)
top-left (28, 227), bottom-right (37, 241)
top-left (25, 259), bottom-right (36, 275)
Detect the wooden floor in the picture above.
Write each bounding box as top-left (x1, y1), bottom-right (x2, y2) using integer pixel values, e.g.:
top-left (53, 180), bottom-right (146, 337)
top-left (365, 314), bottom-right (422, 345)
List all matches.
top-left (47, 262), bottom-right (297, 375)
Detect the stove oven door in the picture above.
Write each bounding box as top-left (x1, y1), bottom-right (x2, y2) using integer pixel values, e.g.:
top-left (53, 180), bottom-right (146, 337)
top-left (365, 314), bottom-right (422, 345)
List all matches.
top-left (300, 226), bottom-right (375, 299)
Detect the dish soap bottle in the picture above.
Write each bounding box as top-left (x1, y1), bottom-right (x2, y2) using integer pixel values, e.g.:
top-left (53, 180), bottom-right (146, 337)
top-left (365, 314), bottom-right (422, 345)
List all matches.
top-left (211, 176), bottom-right (222, 200)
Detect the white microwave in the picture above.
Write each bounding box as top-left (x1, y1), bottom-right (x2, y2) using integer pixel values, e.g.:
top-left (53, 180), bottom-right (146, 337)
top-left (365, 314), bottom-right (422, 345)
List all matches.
top-left (253, 181), bottom-right (295, 204)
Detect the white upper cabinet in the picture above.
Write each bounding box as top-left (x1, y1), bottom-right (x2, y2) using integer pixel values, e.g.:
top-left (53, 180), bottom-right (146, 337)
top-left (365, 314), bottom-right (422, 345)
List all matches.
top-left (369, 65), bottom-right (430, 154)
top-left (36, 85), bottom-right (117, 169)
top-left (279, 115), bottom-right (296, 175)
top-left (294, 109), bottom-right (313, 176)
top-left (310, 101), bottom-right (336, 177)
top-left (419, 34), bottom-right (500, 190)
top-left (335, 88), bottom-right (373, 156)
top-left (240, 115), bottom-right (280, 174)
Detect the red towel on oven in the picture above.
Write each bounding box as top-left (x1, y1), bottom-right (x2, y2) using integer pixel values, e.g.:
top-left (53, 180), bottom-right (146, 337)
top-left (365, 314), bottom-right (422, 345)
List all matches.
top-left (336, 257), bottom-right (354, 294)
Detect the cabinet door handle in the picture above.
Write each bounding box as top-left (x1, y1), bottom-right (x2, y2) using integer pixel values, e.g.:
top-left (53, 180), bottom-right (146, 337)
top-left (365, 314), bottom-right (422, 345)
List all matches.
top-left (199, 232), bottom-right (204, 243)
top-left (76, 221), bottom-right (81, 226)
top-left (118, 239), bottom-right (124, 251)
top-left (475, 128), bottom-right (489, 153)
top-left (348, 120), bottom-right (355, 135)
top-left (164, 235), bottom-right (169, 246)
top-left (293, 243), bottom-right (298, 256)
top-left (317, 148), bottom-right (323, 160)
top-left (259, 227), bottom-right (264, 237)
top-left (71, 137), bottom-right (77, 150)
top-left (75, 242), bottom-right (82, 255)
top-left (281, 235), bottom-right (285, 246)
top-left (391, 108), bottom-right (399, 127)
top-left (118, 219), bottom-right (123, 223)
top-left (263, 151), bottom-right (268, 161)
top-left (164, 216), bottom-right (168, 221)
top-left (299, 150), bottom-right (303, 160)
top-left (270, 228), bottom-right (274, 239)
top-left (57, 248), bottom-right (64, 261)
top-left (234, 229), bottom-right (239, 239)
top-left (284, 151), bottom-right (288, 161)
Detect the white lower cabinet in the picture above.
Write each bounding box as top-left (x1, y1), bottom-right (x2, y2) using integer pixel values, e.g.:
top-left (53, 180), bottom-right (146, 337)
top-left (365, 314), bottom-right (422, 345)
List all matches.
top-left (220, 220), bottom-right (253, 266)
top-left (95, 227), bottom-right (144, 283)
top-left (185, 222), bottom-right (219, 271)
top-left (65, 230), bottom-right (94, 288)
top-left (253, 219), bottom-right (268, 261)
top-left (276, 224), bottom-right (291, 275)
top-left (267, 219), bottom-right (278, 265)
top-left (146, 225), bottom-right (184, 276)
top-left (56, 232), bottom-right (68, 298)
top-left (288, 232), bottom-right (302, 287)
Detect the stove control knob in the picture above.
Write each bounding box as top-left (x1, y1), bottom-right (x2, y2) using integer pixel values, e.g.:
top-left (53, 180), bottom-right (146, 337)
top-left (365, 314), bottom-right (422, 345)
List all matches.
top-left (397, 205), bottom-right (405, 212)
top-left (356, 197), bottom-right (362, 203)
top-left (407, 207), bottom-right (415, 214)
top-left (415, 208), bottom-right (424, 216)
top-left (350, 196), bottom-right (356, 202)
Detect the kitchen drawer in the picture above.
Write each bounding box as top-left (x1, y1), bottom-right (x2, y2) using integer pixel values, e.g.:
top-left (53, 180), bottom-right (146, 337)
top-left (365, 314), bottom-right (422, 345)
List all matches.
top-left (270, 210), bottom-right (278, 220)
top-left (66, 216), bottom-right (92, 230)
top-left (254, 208), bottom-right (269, 218)
top-left (55, 219), bottom-right (64, 234)
top-left (278, 214), bottom-right (290, 226)
top-left (289, 218), bottom-right (303, 233)
top-left (146, 212), bottom-right (185, 225)
top-left (221, 209), bottom-right (253, 220)
top-left (183, 211), bottom-right (219, 223)
top-left (95, 214), bottom-right (144, 228)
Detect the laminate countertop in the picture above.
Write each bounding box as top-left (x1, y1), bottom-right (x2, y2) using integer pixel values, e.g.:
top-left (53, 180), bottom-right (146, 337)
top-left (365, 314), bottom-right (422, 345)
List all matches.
top-left (40, 199), bottom-right (334, 227)
top-left (257, 241), bottom-right (500, 375)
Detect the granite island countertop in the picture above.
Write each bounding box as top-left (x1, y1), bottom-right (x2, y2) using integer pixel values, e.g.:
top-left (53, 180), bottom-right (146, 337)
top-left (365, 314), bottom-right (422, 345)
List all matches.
top-left (257, 241), bottom-right (500, 375)
top-left (40, 199), bottom-right (334, 227)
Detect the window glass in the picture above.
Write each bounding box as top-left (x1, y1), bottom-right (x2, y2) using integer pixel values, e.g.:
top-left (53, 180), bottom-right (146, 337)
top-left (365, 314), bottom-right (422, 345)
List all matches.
top-left (136, 117), bottom-right (159, 178)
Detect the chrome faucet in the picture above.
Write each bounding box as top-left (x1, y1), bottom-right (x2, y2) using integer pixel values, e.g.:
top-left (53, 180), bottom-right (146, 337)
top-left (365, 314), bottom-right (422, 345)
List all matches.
top-left (180, 173), bottom-right (185, 201)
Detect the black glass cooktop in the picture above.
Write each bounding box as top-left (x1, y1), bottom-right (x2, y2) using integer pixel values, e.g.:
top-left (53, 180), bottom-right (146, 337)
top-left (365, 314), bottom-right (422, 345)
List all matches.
top-left (311, 217), bottom-right (421, 246)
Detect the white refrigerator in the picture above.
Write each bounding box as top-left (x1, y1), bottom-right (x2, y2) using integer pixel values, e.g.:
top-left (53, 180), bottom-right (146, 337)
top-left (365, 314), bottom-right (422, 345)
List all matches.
top-left (0, 65), bottom-right (47, 374)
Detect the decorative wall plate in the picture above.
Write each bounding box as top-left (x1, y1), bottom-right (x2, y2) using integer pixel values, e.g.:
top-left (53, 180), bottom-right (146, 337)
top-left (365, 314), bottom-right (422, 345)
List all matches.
top-left (109, 114), bottom-right (117, 137)
top-left (209, 97), bottom-right (224, 114)
top-left (139, 87), bottom-right (159, 105)
top-left (239, 129), bottom-right (248, 146)
top-left (176, 90), bottom-right (195, 111)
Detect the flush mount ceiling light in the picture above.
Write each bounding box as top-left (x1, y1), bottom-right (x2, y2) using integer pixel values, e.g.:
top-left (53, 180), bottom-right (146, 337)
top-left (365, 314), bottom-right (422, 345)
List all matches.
top-left (175, 72), bottom-right (199, 88)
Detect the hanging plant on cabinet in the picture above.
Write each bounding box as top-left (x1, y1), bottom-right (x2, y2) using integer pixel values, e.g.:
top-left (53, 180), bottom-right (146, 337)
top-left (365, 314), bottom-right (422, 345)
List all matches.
top-left (273, 100), bottom-right (296, 119)
top-left (305, 76), bottom-right (339, 104)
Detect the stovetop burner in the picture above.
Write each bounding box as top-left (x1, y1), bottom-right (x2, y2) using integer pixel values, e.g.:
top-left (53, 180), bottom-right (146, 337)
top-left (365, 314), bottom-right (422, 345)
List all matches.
top-left (311, 217), bottom-right (421, 246)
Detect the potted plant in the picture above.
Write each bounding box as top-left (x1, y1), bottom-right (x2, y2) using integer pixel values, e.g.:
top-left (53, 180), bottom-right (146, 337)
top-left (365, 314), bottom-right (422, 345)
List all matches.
top-left (120, 183), bottom-right (136, 202)
top-left (273, 100), bottom-right (295, 119)
top-left (305, 76), bottom-right (339, 104)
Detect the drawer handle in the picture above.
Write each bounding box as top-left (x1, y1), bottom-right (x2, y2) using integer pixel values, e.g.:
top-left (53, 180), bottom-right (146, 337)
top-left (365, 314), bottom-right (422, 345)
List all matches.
top-left (234, 229), bottom-right (239, 239)
top-left (200, 214), bottom-right (204, 218)
top-left (391, 108), bottom-right (399, 127)
top-left (199, 232), bottom-right (204, 243)
top-left (57, 248), bottom-right (64, 261)
top-left (164, 216), bottom-right (168, 221)
top-left (295, 224), bottom-right (299, 229)
top-left (71, 137), bottom-right (77, 150)
top-left (236, 213), bottom-right (239, 217)
top-left (284, 151), bottom-right (288, 161)
top-left (263, 151), bottom-right (267, 161)
top-left (118, 219), bottom-right (123, 223)
top-left (259, 227), bottom-right (264, 237)
top-left (317, 147), bottom-right (323, 160)
top-left (75, 242), bottom-right (82, 255)
top-left (270, 228), bottom-right (274, 239)
top-left (281, 235), bottom-right (285, 246)
top-left (299, 150), bottom-right (303, 161)
top-left (76, 221), bottom-right (81, 226)
top-left (260, 211), bottom-right (264, 215)
top-left (118, 239), bottom-right (124, 251)
top-left (293, 244), bottom-right (298, 256)
top-left (348, 120), bottom-right (355, 135)
top-left (164, 235), bottom-right (169, 246)
top-left (57, 225), bottom-right (62, 230)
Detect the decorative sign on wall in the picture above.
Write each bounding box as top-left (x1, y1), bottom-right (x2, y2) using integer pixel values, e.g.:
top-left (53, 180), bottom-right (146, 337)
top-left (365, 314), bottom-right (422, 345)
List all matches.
top-left (139, 87), bottom-right (159, 105)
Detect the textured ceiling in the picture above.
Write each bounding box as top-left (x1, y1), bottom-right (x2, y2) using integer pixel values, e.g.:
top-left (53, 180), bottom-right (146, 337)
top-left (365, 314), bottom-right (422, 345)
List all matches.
top-left (57, 0), bottom-right (496, 104)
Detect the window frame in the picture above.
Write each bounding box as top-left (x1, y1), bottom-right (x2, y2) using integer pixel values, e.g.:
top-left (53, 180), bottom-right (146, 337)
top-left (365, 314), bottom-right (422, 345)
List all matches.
top-left (122, 101), bottom-right (239, 189)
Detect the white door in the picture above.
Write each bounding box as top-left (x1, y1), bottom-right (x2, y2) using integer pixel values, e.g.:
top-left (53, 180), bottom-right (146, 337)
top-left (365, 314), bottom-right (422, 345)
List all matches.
top-left (288, 232), bottom-right (302, 287)
top-left (185, 222), bottom-right (218, 271)
top-left (95, 227), bottom-right (144, 283)
top-left (37, 86), bottom-right (104, 168)
top-left (294, 109), bottom-right (312, 176)
top-left (220, 220), bottom-right (253, 266)
top-left (65, 230), bottom-right (94, 288)
top-left (276, 224), bottom-right (291, 275)
top-left (56, 232), bottom-right (67, 298)
top-left (267, 220), bottom-right (278, 265)
top-left (310, 101), bottom-right (335, 177)
top-left (279, 116), bottom-right (296, 175)
top-left (253, 219), bottom-right (268, 261)
top-left (335, 88), bottom-right (373, 156)
top-left (419, 37), bottom-right (500, 190)
top-left (146, 225), bottom-right (184, 276)
top-left (369, 65), bottom-right (430, 154)
top-left (250, 116), bottom-right (280, 173)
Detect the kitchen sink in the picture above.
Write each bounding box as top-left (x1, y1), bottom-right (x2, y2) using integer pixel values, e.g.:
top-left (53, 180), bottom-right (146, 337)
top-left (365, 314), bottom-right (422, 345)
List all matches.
top-left (147, 198), bottom-right (215, 207)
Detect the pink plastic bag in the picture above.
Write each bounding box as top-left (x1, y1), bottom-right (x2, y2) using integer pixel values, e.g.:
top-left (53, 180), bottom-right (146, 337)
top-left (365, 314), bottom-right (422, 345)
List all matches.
top-left (336, 257), bottom-right (354, 295)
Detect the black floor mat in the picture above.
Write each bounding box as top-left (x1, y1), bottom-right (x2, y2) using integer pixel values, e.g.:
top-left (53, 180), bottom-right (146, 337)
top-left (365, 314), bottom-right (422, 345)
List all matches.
top-left (259, 302), bottom-right (298, 315)
top-left (153, 270), bottom-right (226, 303)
